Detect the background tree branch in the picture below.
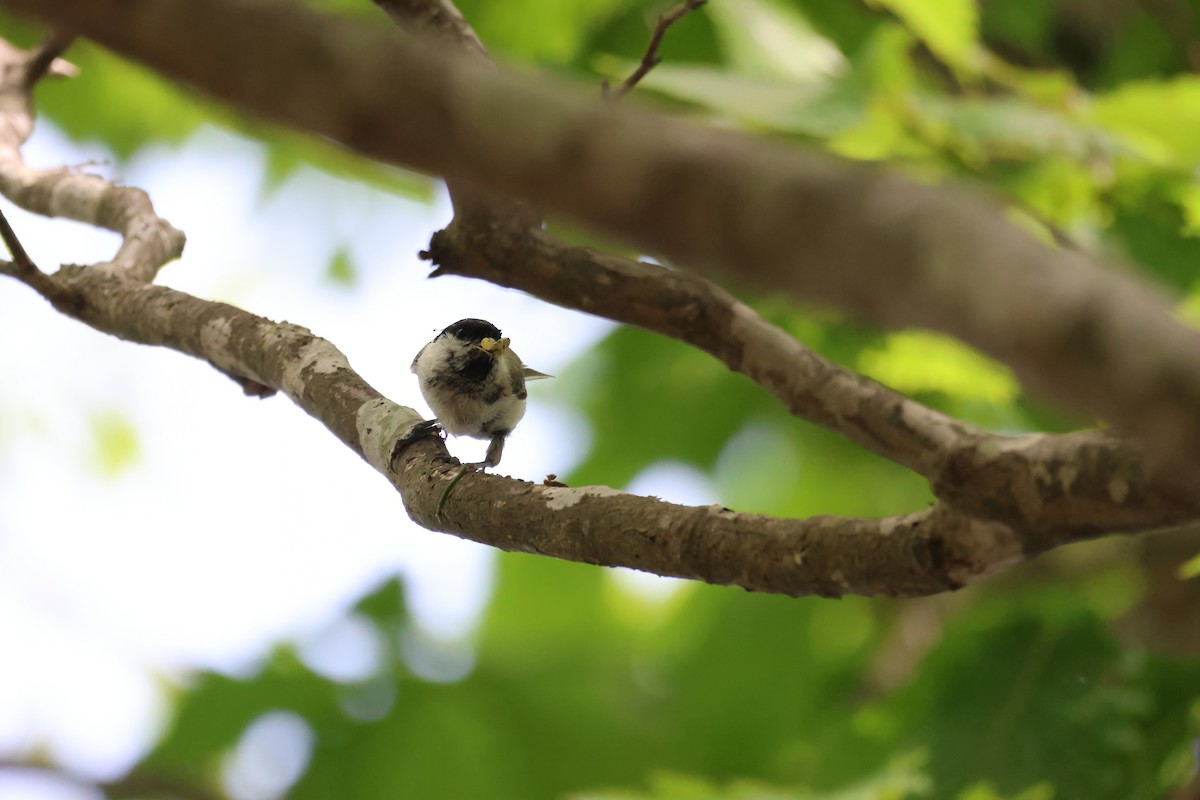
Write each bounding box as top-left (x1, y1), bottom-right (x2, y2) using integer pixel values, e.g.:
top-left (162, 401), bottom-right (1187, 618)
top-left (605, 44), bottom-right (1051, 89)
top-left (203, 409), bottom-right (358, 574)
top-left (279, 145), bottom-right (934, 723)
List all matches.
top-left (601, 0), bottom-right (706, 98)
top-left (3, 3), bottom-right (1198, 796)
top-left (0, 1), bottom-right (1197, 602)
top-left (10, 0), bottom-right (1200, 491)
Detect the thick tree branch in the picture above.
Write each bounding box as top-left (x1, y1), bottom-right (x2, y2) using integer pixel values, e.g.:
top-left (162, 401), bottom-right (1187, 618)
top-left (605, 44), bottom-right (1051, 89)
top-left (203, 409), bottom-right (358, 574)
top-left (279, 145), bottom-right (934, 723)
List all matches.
top-left (371, 0), bottom-right (1200, 535)
top-left (369, 0), bottom-right (539, 234)
top-left (5, 235), bottom-right (1196, 596)
top-left (0, 25), bottom-right (1193, 598)
top-left (11, 0), bottom-right (1200, 487)
top-left (427, 223), bottom-right (976, 478)
top-left (383, 0), bottom-right (974, 480)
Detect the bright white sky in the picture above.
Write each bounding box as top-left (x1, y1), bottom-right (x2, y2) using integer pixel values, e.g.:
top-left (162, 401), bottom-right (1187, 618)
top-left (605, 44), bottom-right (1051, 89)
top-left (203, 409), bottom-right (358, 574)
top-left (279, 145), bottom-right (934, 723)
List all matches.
top-left (0, 123), bottom-right (718, 799)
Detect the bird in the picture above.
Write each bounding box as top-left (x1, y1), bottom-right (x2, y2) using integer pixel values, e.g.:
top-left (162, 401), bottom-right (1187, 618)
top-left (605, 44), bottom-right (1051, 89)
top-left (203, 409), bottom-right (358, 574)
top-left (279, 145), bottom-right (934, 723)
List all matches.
top-left (406, 318), bottom-right (551, 469)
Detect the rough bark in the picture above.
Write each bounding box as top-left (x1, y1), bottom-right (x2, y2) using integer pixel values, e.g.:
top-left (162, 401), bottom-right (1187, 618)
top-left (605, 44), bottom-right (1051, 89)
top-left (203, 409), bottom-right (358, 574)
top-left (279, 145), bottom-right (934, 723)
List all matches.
top-left (0, 6), bottom-right (1197, 600)
top-left (10, 0), bottom-right (1200, 486)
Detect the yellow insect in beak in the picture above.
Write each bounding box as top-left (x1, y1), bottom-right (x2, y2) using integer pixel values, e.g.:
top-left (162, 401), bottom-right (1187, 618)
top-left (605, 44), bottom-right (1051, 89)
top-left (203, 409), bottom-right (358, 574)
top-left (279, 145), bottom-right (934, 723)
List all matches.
top-left (480, 337), bottom-right (510, 353)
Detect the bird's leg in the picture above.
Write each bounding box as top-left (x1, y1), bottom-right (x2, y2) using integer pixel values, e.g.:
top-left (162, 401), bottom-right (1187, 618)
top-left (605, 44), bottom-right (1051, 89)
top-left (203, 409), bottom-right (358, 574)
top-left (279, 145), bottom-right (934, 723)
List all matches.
top-left (481, 433), bottom-right (506, 469)
top-left (429, 434), bottom-right (508, 519)
top-left (439, 434), bottom-right (507, 516)
top-left (457, 433), bottom-right (508, 470)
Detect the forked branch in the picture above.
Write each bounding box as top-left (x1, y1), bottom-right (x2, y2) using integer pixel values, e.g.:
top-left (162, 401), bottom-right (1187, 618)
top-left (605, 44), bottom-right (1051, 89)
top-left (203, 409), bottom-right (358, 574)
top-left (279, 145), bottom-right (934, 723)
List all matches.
top-left (0, 1), bottom-right (1196, 601)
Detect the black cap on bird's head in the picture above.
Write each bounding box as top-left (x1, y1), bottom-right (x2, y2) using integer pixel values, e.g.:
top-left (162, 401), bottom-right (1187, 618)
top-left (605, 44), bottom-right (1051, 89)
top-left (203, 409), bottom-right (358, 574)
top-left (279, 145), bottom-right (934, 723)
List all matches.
top-left (441, 318), bottom-right (502, 344)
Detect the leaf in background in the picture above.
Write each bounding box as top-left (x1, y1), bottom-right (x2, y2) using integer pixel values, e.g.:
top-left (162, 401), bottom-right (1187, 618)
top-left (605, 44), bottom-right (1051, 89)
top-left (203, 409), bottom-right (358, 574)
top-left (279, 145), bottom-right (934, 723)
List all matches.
top-left (88, 409), bottom-right (140, 478)
top-left (854, 23), bottom-right (919, 100)
top-left (978, 0), bottom-right (1052, 53)
top-left (872, 0), bottom-right (980, 74)
top-left (255, 124), bottom-right (434, 200)
top-left (570, 751), bottom-right (934, 799)
top-left (857, 595), bottom-right (1200, 798)
top-left (912, 93), bottom-right (1120, 166)
top-left (1178, 552), bottom-right (1200, 580)
top-left (1089, 78), bottom-right (1200, 164)
top-left (956, 783), bottom-right (1054, 800)
top-left (593, 0), bottom-right (857, 137)
top-left (706, 0), bottom-right (845, 83)
top-left (561, 325), bottom-right (777, 488)
top-left (594, 61), bottom-right (864, 137)
top-left (582, 0), bottom-right (722, 81)
top-left (1003, 158), bottom-right (1104, 228)
top-left (39, 42), bottom-right (209, 159)
top-left (479, 553), bottom-right (618, 666)
top-left (326, 247), bottom-right (358, 287)
top-left (857, 331), bottom-right (1019, 408)
top-left (714, 419), bottom-right (932, 518)
top-left (1092, 12), bottom-right (1176, 88)
top-left (38, 41), bottom-right (433, 200)
top-left (454, 0), bottom-right (628, 65)
top-left (1106, 201), bottom-right (1200, 293)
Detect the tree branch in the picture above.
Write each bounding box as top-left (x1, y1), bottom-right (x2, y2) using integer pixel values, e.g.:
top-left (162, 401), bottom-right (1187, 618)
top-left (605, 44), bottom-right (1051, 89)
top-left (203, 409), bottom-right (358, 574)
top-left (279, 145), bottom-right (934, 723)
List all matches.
top-left (363, 0), bottom-right (1200, 535)
top-left (9, 249), bottom-right (1174, 598)
top-left (0, 3), bottom-right (1197, 600)
top-left (371, 0), bottom-right (488, 60)
top-left (23, 32), bottom-right (76, 87)
top-left (427, 223), bottom-right (977, 479)
top-left (10, 0), bottom-right (1200, 487)
top-left (0, 37), bottom-right (183, 283)
top-left (372, 0), bottom-right (979, 480)
top-left (603, 0), bottom-right (706, 98)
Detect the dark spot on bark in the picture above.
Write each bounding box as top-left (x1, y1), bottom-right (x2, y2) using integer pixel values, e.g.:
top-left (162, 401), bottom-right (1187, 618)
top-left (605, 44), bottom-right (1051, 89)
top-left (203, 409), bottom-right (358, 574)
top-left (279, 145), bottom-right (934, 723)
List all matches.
top-left (1061, 312), bottom-right (1107, 368)
top-left (926, 534), bottom-right (945, 572)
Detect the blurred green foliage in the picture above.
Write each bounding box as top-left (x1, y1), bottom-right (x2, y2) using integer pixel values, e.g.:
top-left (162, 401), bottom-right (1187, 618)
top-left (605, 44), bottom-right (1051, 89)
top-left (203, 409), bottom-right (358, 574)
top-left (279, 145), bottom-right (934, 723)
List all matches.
top-left (13, 0), bottom-right (1200, 798)
top-left (88, 408), bottom-right (140, 478)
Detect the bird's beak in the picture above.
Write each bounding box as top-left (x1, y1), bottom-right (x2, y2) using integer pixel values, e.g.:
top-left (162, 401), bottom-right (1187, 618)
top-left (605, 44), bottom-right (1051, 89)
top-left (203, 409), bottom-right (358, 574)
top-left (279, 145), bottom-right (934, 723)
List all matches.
top-left (480, 337), bottom-right (510, 353)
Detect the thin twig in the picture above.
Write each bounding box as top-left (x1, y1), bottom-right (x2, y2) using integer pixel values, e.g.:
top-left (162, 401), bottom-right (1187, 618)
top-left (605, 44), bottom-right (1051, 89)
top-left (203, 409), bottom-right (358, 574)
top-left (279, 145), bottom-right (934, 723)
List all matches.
top-left (603, 0), bottom-right (706, 99)
top-left (0, 206), bottom-right (38, 276)
top-left (23, 32), bottom-right (76, 88)
top-left (0, 207), bottom-right (84, 312)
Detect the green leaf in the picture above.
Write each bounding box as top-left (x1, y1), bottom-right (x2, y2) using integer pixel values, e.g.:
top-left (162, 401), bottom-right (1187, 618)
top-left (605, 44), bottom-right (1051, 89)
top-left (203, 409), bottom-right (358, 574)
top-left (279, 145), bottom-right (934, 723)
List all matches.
top-left (39, 42), bottom-right (209, 159)
top-left (979, 0), bottom-right (1053, 53)
top-left (594, 61), bottom-right (863, 137)
top-left (559, 325), bottom-right (778, 488)
top-left (911, 93), bottom-right (1121, 166)
top-left (1090, 78), bottom-right (1200, 164)
top-left (326, 248), bottom-right (358, 287)
top-left (1106, 200), bottom-right (1200, 293)
top-left (857, 331), bottom-right (1020, 408)
top-left (863, 596), bottom-right (1200, 798)
top-left (454, 0), bottom-right (628, 65)
top-left (1003, 158), bottom-right (1104, 227)
top-left (872, 0), bottom-right (980, 72)
top-left (38, 41), bottom-right (432, 200)
top-left (254, 123), bottom-right (435, 200)
top-left (706, 0), bottom-right (845, 83)
top-left (1179, 552), bottom-right (1200, 580)
top-left (88, 409), bottom-right (140, 478)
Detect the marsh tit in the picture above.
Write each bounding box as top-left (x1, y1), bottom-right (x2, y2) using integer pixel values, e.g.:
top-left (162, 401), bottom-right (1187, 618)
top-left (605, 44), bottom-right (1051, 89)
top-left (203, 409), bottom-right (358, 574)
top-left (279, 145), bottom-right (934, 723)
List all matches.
top-left (408, 318), bottom-right (551, 469)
